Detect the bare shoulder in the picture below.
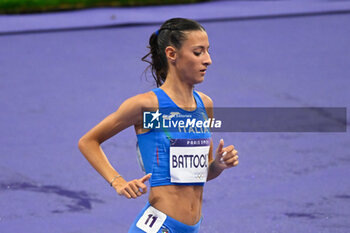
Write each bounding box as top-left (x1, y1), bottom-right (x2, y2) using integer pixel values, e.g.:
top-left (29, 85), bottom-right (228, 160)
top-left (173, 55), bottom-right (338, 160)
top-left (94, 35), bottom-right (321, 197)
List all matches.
top-left (196, 91), bottom-right (213, 108)
top-left (196, 91), bottom-right (213, 118)
top-left (125, 91), bottom-right (158, 110)
top-left (128, 91), bottom-right (158, 133)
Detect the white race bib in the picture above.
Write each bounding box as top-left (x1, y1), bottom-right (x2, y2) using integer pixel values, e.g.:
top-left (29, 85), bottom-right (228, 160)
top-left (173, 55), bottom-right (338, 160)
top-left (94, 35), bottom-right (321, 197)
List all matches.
top-left (169, 138), bottom-right (210, 183)
top-left (136, 206), bottom-right (167, 233)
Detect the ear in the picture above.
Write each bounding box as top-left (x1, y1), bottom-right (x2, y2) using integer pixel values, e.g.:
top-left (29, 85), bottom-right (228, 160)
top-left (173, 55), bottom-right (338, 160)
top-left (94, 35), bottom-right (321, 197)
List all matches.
top-left (165, 46), bottom-right (177, 64)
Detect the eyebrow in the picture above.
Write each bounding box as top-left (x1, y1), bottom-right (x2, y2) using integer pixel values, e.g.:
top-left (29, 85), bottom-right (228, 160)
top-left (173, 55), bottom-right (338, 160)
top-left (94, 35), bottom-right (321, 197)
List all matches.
top-left (192, 45), bottom-right (210, 49)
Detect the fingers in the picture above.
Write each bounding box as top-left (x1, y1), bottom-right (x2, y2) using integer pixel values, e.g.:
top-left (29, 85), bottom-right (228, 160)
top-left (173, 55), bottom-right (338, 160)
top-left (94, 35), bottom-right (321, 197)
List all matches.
top-left (221, 149), bottom-right (239, 167)
top-left (119, 189), bottom-right (131, 199)
top-left (216, 139), bottom-right (225, 154)
top-left (221, 149), bottom-right (238, 162)
top-left (124, 186), bottom-right (137, 199)
top-left (140, 173), bottom-right (152, 183)
top-left (136, 179), bottom-right (148, 194)
top-left (119, 183), bottom-right (139, 199)
top-left (133, 179), bottom-right (148, 195)
top-left (224, 155), bottom-right (239, 166)
top-left (222, 148), bottom-right (237, 158)
top-left (116, 175), bottom-right (151, 199)
top-left (224, 145), bottom-right (235, 153)
top-left (129, 182), bottom-right (141, 197)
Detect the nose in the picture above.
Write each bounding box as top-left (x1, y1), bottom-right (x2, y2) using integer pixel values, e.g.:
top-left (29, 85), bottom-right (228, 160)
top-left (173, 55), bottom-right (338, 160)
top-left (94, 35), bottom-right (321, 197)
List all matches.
top-left (203, 52), bottom-right (212, 66)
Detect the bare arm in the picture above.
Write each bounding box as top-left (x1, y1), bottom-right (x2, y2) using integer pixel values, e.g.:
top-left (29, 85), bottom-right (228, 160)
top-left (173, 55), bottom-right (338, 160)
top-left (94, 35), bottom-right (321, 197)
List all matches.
top-left (78, 92), bottom-right (155, 198)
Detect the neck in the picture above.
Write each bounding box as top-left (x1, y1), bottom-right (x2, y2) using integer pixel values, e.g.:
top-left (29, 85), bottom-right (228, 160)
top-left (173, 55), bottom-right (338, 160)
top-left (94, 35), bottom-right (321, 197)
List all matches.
top-left (160, 71), bottom-right (195, 107)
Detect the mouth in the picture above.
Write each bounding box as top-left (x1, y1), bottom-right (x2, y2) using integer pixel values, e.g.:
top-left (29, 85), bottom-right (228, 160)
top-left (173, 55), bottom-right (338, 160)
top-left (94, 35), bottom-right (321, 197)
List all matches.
top-left (200, 69), bottom-right (207, 73)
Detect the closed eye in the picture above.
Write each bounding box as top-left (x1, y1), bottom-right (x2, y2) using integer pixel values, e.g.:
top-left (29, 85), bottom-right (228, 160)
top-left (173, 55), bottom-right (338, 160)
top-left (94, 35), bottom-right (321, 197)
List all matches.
top-left (193, 48), bottom-right (210, 56)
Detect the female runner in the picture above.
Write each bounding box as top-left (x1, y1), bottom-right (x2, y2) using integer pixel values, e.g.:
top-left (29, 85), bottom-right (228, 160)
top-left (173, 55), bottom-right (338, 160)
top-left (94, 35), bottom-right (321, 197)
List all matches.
top-left (78, 18), bottom-right (239, 233)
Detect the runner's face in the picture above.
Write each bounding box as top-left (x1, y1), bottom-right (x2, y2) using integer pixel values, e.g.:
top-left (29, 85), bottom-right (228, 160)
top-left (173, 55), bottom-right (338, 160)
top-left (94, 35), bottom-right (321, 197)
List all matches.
top-left (176, 30), bottom-right (212, 85)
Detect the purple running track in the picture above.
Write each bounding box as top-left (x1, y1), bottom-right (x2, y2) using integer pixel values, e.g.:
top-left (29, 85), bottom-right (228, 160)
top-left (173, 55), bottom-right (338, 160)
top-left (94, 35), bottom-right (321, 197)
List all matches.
top-left (1, 1), bottom-right (350, 232)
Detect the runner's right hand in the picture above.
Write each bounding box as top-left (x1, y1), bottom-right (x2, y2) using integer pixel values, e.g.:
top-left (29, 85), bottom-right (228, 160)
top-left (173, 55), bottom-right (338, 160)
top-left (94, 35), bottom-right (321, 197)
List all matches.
top-left (113, 173), bottom-right (152, 199)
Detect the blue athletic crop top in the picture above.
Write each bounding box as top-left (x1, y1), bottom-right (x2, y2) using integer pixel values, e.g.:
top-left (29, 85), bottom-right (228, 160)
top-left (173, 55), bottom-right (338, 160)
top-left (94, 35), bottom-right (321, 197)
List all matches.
top-left (136, 88), bottom-right (212, 187)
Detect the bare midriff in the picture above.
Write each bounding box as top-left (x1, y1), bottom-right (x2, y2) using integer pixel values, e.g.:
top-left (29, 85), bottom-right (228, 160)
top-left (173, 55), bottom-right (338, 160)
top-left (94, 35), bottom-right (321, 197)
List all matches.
top-left (149, 185), bottom-right (203, 225)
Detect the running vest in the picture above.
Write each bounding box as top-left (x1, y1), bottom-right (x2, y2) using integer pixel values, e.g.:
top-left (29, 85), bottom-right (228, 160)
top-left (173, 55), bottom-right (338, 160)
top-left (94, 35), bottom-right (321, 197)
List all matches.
top-left (136, 88), bottom-right (212, 187)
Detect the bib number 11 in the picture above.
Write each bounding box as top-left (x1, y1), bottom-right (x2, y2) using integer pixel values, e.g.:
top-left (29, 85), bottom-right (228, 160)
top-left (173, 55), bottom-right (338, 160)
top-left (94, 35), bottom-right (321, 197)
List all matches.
top-left (136, 206), bottom-right (167, 233)
top-left (145, 214), bottom-right (158, 228)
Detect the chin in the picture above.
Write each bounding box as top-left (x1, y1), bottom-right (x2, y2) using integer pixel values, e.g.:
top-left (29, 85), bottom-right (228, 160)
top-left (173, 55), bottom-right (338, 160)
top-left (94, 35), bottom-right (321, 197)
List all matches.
top-left (186, 75), bottom-right (205, 85)
top-left (196, 76), bottom-right (205, 84)
top-left (197, 79), bottom-right (204, 84)
top-left (191, 79), bottom-right (204, 86)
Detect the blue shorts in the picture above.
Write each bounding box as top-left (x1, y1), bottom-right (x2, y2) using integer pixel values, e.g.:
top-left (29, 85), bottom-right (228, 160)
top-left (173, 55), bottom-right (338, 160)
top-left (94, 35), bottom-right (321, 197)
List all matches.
top-left (128, 201), bottom-right (202, 233)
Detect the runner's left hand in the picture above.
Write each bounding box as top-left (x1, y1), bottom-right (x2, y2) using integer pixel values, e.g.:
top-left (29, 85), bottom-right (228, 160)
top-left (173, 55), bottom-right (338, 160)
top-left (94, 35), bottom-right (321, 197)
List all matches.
top-left (214, 139), bottom-right (239, 169)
